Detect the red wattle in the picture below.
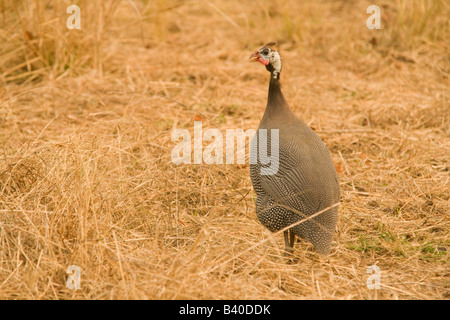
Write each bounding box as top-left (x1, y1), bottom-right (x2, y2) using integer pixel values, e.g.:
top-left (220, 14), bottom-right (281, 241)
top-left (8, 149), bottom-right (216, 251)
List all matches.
top-left (259, 58), bottom-right (269, 65)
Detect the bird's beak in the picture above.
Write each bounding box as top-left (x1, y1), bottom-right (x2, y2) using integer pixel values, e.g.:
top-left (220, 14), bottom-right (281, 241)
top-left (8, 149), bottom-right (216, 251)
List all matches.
top-left (249, 51), bottom-right (260, 62)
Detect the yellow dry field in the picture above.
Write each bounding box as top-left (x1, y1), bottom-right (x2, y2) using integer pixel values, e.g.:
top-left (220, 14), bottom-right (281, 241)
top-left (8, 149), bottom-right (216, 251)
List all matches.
top-left (0, 0), bottom-right (448, 300)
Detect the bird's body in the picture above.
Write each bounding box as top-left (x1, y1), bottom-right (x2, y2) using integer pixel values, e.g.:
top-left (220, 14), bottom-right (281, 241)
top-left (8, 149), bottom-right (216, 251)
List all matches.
top-left (249, 42), bottom-right (340, 255)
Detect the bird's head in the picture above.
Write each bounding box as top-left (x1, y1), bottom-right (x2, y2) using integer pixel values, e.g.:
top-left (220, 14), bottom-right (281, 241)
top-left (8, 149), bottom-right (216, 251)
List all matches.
top-left (249, 42), bottom-right (282, 79)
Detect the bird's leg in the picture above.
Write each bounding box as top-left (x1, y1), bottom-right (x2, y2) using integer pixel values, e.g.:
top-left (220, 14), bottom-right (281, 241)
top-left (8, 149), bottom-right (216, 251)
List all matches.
top-left (284, 230), bottom-right (294, 255)
top-left (289, 229), bottom-right (296, 249)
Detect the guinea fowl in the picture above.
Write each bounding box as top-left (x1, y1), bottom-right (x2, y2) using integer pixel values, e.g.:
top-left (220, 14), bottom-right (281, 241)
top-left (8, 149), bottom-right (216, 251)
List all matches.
top-left (249, 42), bottom-right (340, 255)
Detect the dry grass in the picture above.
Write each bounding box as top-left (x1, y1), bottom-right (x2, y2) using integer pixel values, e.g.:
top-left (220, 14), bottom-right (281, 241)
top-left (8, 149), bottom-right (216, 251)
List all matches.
top-left (0, 0), bottom-right (448, 299)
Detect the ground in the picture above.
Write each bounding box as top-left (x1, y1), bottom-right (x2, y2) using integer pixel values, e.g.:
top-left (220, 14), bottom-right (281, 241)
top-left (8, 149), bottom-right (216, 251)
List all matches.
top-left (0, 0), bottom-right (448, 299)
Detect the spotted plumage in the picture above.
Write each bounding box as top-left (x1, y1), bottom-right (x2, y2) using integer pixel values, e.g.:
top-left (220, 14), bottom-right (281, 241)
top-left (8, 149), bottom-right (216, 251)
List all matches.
top-left (249, 42), bottom-right (340, 255)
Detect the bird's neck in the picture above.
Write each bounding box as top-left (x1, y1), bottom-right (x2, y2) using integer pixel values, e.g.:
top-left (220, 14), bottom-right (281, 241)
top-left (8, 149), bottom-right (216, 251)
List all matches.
top-left (262, 75), bottom-right (293, 123)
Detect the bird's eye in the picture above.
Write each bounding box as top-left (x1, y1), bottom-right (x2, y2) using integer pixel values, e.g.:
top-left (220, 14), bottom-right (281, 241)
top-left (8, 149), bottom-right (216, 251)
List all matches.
top-left (262, 49), bottom-right (269, 55)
